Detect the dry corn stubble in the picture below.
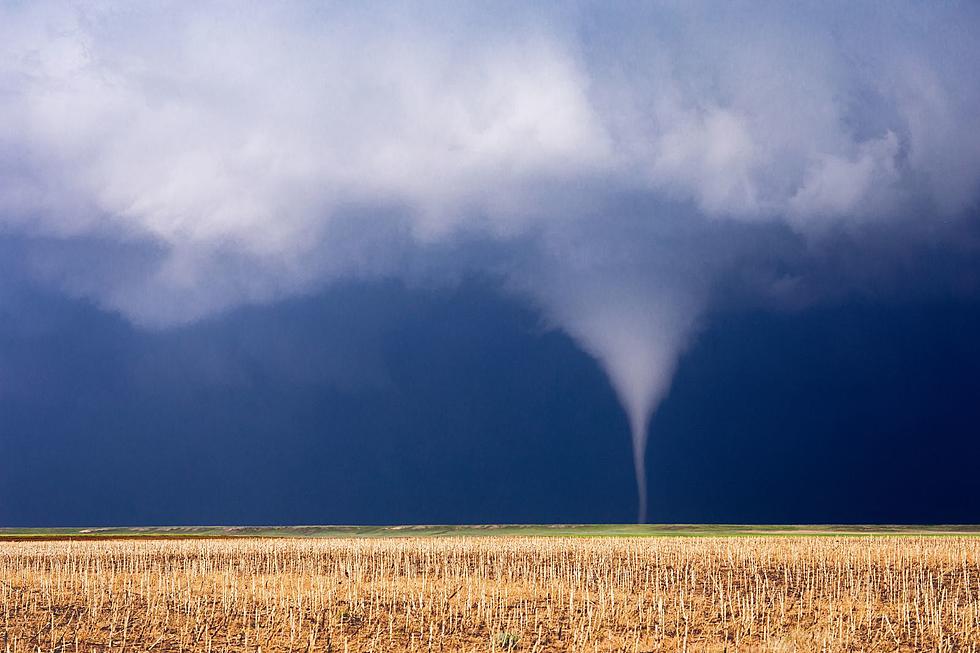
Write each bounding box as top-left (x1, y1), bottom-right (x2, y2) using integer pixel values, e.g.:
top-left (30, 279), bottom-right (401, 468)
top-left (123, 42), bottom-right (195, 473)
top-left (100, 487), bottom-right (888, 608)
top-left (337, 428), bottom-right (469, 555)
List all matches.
top-left (1, 536), bottom-right (979, 652)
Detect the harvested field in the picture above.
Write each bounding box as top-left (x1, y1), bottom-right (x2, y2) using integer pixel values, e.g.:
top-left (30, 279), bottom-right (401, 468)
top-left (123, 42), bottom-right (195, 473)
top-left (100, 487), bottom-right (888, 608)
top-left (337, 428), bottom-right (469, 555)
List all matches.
top-left (2, 536), bottom-right (979, 651)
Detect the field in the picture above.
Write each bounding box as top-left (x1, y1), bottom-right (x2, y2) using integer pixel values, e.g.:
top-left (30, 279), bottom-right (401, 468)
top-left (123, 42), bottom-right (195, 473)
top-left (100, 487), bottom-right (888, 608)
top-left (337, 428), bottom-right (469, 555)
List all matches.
top-left (4, 524), bottom-right (980, 539)
top-left (2, 530), bottom-right (979, 651)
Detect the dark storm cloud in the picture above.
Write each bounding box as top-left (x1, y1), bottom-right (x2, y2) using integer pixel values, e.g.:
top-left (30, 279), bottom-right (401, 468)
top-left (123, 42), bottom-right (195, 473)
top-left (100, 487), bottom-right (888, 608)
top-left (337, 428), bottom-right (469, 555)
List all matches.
top-left (2, 2), bottom-right (980, 519)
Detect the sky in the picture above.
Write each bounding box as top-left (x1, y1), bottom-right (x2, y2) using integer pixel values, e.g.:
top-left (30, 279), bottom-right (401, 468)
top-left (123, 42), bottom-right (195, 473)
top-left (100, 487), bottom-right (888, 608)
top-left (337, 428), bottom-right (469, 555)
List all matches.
top-left (1, 2), bottom-right (980, 525)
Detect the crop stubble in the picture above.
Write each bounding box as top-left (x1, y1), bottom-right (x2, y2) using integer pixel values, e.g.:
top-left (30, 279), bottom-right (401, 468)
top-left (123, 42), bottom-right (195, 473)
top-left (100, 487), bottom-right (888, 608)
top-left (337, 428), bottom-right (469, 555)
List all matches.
top-left (2, 536), bottom-right (979, 651)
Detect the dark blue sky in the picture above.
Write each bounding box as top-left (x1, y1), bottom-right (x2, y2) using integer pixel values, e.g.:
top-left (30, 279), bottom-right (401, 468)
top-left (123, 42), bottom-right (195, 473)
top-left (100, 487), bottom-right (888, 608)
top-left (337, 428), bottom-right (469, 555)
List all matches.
top-left (3, 273), bottom-right (978, 526)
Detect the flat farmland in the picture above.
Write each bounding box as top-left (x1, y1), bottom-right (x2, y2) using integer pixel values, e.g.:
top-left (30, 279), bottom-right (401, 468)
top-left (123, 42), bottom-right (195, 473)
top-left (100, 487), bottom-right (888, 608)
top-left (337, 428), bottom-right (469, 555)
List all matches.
top-left (2, 534), bottom-right (979, 651)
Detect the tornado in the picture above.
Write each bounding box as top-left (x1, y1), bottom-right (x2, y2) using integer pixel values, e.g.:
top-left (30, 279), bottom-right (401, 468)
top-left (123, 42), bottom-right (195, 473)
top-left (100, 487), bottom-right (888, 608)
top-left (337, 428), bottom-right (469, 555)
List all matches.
top-left (519, 259), bottom-right (701, 523)
top-left (572, 304), bottom-right (695, 523)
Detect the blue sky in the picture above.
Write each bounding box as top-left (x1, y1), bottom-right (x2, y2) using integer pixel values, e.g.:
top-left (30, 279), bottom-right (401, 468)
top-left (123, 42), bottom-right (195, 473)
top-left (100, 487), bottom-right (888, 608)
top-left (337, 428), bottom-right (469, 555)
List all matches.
top-left (1, 2), bottom-right (979, 524)
top-left (3, 276), bottom-right (979, 525)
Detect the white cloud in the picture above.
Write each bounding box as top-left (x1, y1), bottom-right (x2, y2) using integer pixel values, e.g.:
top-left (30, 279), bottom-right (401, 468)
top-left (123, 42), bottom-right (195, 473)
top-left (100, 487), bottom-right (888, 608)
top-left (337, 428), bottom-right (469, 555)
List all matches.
top-left (789, 131), bottom-right (901, 223)
top-left (3, 3), bottom-right (977, 299)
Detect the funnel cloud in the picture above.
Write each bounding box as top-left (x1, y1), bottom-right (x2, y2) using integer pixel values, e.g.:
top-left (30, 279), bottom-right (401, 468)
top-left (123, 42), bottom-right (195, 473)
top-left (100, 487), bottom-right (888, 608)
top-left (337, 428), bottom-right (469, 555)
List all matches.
top-left (2, 3), bottom-right (980, 520)
top-left (549, 294), bottom-right (697, 523)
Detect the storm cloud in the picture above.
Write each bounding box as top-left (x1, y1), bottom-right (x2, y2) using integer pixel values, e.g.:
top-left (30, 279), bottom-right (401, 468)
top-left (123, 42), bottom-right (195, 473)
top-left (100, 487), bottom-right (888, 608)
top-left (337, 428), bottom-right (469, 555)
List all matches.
top-left (2, 2), bottom-right (979, 519)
